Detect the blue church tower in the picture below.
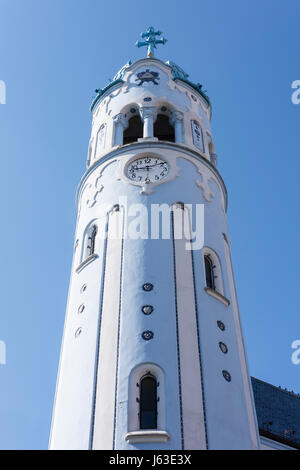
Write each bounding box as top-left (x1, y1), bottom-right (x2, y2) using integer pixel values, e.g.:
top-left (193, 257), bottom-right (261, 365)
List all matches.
top-left (49, 28), bottom-right (260, 450)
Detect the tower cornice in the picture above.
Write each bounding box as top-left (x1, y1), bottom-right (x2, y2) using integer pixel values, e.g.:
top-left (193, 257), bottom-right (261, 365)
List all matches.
top-left (91, 57), bottom-right (211, 116)
top-left (76, 141), bottom-right (228, 211)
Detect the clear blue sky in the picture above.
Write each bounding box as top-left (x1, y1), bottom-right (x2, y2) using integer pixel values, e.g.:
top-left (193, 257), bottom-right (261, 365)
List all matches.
top-left (0, 0), bottom-right (299, 450)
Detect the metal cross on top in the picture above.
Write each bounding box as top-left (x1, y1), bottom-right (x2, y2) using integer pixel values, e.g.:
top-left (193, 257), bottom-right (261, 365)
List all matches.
top-left (135, 27), bottom-right (167, 58)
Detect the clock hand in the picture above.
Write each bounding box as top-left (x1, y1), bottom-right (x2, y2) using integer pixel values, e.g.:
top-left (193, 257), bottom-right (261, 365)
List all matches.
top-left (132, 163), bottom-right (166, 170)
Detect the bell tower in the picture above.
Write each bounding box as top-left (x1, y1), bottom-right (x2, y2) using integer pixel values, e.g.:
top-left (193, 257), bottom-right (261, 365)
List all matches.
top-left (49, 28), bottom-right (260, 450)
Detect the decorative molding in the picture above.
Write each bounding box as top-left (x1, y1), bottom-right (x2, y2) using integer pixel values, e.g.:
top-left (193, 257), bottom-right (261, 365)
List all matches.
top-left (76, 141), bottom-right (228, 210)
top-left (137, 137), bottom-right (158, 142)
top-left (204, 287), bottom-right (230, 307)
top-left (165, 60), bottom-right (189, 81)
top-left (76, 254), bottom-right (98, 274)
top-left (195, 171), bottom-right (215, 202)
top-left (170, 110), bottom-right (184, 125)
top-left (139, 106), bottom-right (157, 121)
top-left (90, 57), bottom-right (211, 123)
top-left (113, 60), bottom-right (132, 81)
top-left (80, 158), bottom-right (118, 209)
top-left (113, 113), bottom-right (128, 129)
top-left (83, 181), bottom-right (104, 209)
top-left (125, 430), bottom-right (170, 444)
top-left (94, 123), bottom-right (107, 161)
top-left (135, 69), bottom-right (160, 86)
top-left (91, 81), bottom-right (123, 114)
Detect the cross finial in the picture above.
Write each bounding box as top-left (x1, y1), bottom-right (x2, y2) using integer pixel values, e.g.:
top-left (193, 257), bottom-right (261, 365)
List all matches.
top-left (135, 26), bottom-right (167, 58)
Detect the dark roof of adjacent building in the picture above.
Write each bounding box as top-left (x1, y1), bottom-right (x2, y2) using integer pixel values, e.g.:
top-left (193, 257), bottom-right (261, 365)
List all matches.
top-left (251, 377), bottom-right (300, 449)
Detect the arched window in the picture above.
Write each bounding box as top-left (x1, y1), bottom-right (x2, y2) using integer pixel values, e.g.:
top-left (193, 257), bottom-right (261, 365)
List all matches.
top-left (203, 247), bottom-right (224, 296)
top-left (154, 114), bottom-right (175, 142)
top-left (139, 374), bottom-right (157, 430)
top-left (84, 224), bottom-right (97, 260)
top-left (126, 363), bottom-right (169, 443)
top-left (204, 255), bottom-right (215, 290)
top-left (123, 115), bottom-right (143, 144)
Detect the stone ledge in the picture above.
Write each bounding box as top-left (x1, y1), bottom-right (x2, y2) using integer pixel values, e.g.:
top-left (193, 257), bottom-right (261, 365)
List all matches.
top-left (125, 430), bottom-right (170, 444)
top-left (204, 287), bottom-right (230, 307)
top-left (137, 137), bottom-right (159, 142)
top-left (76, 254), bottom-right (98, 273)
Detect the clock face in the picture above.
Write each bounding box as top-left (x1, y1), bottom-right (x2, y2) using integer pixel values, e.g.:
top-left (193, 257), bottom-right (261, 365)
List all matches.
top-left (127, 156), bottom-right (169, 183)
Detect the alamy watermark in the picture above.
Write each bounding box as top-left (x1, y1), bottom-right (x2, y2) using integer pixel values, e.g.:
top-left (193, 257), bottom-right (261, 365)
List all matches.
top-left (0, 340), bottom-right (6, 365)
top-left (291, 340), bottom-right (300, 365)
top-left (0, 80), bottom-right (6, 104)
top-left (98, 198), bottom-right (205, 250)
top-left (291, 80), bottom-right (300, 104)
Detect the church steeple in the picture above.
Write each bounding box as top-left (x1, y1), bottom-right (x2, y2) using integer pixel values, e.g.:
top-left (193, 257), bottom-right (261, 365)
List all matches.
top-left (49, 31), bottom-right (260, 450)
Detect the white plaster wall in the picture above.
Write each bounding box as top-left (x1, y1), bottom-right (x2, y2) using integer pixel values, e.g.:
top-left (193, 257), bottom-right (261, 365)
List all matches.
top-left (92, 208), bottom-right (124, 449)
top-left (172, 205), bottom-right (206, 449)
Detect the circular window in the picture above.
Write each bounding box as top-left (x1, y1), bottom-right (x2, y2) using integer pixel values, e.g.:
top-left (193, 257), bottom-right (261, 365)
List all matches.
top-left (143, 283), bottom-right (153, 292)
top-left (217, 320), bottom-right (225, 331)
top-left (222, 370), bottom-right (231, 382)
top-left (75, 327), bottom-right (82, 338)
top-left (78, 304), bottom-right (85, 314)
top-left (142, 305), bottom-right (153, 315)
top-left (219, 342), bottom-right (228, 354)
top-left (142, 330), bottom-right (154, 341)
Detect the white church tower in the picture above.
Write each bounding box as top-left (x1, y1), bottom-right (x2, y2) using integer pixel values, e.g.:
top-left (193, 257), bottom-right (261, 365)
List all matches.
top-left (49, 28), bottom-right (260, 450)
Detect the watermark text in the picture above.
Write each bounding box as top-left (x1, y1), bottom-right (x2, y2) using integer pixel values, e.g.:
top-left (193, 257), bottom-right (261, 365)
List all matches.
top-left (291, 340), bottom-right (300, 365)
top-left (0, 80), bottom-right (6, 104)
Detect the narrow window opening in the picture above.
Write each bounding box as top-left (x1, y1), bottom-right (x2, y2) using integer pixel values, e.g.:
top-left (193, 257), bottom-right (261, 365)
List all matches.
top-left (86, 225), bottom-right (97, 257)
top-left (139, 374), bottom-right (157, 429)
top-left (204, 255), bottom-right (215, 290)
top-left (208, 140), bottom-right (214, 156)
top-left (154, 114), bottom-right (175, 142)
top-left (123, 116), bottom-right (143, 144)
top-left (207, 133), bottom-right (215, 155)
